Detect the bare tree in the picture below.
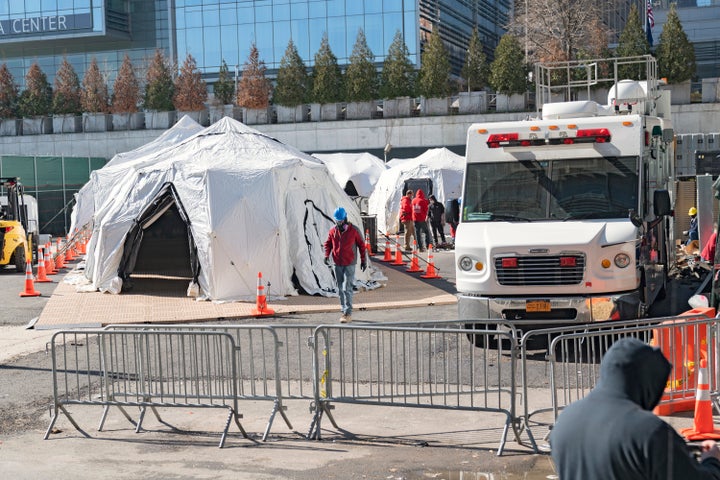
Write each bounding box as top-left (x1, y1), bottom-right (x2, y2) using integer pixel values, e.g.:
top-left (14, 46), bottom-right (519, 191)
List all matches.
top-left (508, 0), bottom-right (606, 64)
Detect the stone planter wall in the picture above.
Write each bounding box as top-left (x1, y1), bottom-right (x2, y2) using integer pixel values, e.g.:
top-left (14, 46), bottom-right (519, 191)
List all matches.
top-left (320, 103), bottom-right (342, 121)
top-left (243, 107), bottom-right (270, 125)
top-left (82, 113), bottom-right (112, 132)
top-left (383, 97), bottom-right (414, 118)
top-left (309, 103), bottom-right (321, 122)
top-left (52, 115), bottom-right (82, 134)
top-left (112, 112), bottom-right (145, 131)
top-left (177, 109), bottom-right (209, 126)
top-left (0, 118), bottom-right (22, 136)
top-left (22, 117), bottom-right (52, 135)
top-left (421, 97), bottom-right (450, 116)
top-left (145, 110), bottom-right (177, 129)
top-left (496, 93), bottom-right (526, 112)
top-left (458, 92), bottom-right (487, 114)
top-left (345, 101), bottom-right (374, 120)
top-left (276, 104), bottom-right (306, 123)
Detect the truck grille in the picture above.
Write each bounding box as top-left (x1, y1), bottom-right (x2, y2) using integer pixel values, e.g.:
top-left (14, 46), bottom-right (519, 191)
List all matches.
top-left (495, 255), bottom-right (585, 286)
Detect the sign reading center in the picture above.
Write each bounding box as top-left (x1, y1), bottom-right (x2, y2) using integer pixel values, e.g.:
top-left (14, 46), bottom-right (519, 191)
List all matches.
top-left (0, 13), bottom-right (92, 37)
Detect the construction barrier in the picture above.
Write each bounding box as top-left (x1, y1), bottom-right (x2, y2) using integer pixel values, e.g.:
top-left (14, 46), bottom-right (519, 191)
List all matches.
top-left (45, 329), bottom-right (246, 447)
top-left (517, 313), bottom-right (719, 453)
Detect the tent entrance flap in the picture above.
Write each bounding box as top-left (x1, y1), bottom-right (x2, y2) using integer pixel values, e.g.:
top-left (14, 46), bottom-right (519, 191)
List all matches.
top-left (118, 183), bottom-right (199, 287)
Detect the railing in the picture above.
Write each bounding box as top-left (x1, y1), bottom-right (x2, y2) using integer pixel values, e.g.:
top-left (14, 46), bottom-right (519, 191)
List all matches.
top-left (45, 314), bottom-right (720, 455)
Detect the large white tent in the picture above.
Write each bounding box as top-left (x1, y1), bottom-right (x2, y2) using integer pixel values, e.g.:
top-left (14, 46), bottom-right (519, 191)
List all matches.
top-left (79, 117), bottom-right (375, 301)
top-left (368, 148), bottom-right (465, 235)
top-left (69, 115), bottom-right (204, 234)
top-left (311, 152), bottom-right (387, 198)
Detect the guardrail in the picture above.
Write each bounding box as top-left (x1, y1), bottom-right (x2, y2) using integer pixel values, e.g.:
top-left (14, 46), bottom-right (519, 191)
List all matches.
top-left (518, 313), bottom-right (719, 452)
top-left (307, 323), bottom-right (519, 455)
top-left (44, 329), bottom-right (245, 447)
top-left (46, 315), bottom-right (720, 454)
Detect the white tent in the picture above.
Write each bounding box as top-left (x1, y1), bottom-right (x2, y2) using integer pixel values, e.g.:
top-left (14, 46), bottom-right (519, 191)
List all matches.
top-left (69, 115), bottom-right (204, 234)
top-left (81, 117), bottom-right (375, 301)
top-left (311, 152), bottom-right (387, 197)
top-left (368, 148), bottom-right (465, 235)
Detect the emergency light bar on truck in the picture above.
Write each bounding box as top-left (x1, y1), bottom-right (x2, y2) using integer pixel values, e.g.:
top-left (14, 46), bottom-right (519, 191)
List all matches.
top-left (485, 128), bottom-right (612, 148)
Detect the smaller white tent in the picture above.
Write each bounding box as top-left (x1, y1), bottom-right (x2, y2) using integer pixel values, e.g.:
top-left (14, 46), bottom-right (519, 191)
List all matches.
top-left (368, 148), bottom-right (465, 235)
top-left (311, 152), bottom-right (387, 198)
top-left (69, 116), bottom-right (204, 234)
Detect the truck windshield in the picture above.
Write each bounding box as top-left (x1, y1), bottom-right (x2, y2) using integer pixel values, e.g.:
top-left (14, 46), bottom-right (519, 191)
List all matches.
top-left (462, 156), bottom-right (638, 222)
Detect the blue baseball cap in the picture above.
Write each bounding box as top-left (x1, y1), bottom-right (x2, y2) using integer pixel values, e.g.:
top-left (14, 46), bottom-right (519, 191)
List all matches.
top-left (333, 207), bottom-right (347, 221)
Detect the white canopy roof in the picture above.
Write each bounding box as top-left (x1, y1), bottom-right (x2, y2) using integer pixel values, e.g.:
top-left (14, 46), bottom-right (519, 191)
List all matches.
top-left (368, 148), bottom-right (465, 234)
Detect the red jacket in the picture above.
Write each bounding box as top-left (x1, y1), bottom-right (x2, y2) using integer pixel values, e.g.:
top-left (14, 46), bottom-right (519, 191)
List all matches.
top-left (324, 222), bottom-right (367, 266)
top-left (411, 190), bottom-right (429, 222)
top-left (399, 195), bottom-right (413, 222)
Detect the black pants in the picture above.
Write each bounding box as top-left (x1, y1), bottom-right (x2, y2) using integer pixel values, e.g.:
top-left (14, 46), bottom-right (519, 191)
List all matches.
top-left (430, 222), bottom-right (446, 246)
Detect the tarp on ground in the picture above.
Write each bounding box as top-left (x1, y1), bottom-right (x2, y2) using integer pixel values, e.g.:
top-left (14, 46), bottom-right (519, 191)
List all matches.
top-left (69, 115), bottom-right (204, 234)
top-left (311, 152), bottom-right (387, 197)
top-left (368, 147), bottom-right (465, 235)
top-left (81, 117), bottom-right (377, 301)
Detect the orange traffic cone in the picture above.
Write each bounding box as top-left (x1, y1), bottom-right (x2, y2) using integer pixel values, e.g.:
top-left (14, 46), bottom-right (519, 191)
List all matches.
top-left (78, 236), bottom-right (87, 255)
top-left (65, 238), bottom-right (76, 261)
top-left (381, 235), bottom-right (392, 262)
top-left (364, 229), bottom-right (374, 256)
top-left (391, 234), bottom-right (406, 266)
top-left (19, 259), bottom-right (41, 297)
top-left (35, 247), bottom-right (53, 283)
top-left (421, 245), bottom-right (442, 279)
top-left (251, 272), bottom-right (275, 316)
top-left (406, 240), bottom-right (422, 272)
top-left (55, 239), bottom-right (66, 269)
top-left (45, 243), bottom-right (57, 275)
top-left (681, 359), bottom-right (720, 440)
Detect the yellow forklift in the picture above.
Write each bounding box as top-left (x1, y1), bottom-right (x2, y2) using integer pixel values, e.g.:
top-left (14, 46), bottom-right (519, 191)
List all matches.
top-left (0, 177), bottom-right (32, 272)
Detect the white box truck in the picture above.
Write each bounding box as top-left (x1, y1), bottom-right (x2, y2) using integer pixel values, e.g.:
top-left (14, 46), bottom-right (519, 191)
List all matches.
top-left (456, 56), bottom-right (675, 326)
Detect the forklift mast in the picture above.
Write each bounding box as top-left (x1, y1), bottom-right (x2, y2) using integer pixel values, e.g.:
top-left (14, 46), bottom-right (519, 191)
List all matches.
top-left (0, 177), bottom-right (28, 231)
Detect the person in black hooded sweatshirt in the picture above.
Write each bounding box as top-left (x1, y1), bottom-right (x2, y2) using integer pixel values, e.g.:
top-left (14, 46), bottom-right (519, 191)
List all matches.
top-left (550, 337), bottom-right (720, 480)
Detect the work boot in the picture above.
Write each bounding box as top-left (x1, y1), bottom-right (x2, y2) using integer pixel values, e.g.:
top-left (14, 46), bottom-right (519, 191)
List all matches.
top-left (340, 314), bottom-right (352, 323)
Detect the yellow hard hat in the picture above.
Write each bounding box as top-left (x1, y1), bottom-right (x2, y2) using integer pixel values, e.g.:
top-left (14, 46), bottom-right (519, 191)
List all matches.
top-left (689, 207), bottom-right (697, 216)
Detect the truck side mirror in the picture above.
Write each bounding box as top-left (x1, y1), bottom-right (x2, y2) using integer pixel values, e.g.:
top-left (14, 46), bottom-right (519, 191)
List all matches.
top-left (629, 209), bottom-right (643, 228)
top-left (654, 190), bottom-right (671, 216)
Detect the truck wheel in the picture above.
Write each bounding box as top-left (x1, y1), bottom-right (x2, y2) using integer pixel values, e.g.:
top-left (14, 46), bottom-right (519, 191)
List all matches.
top-left (464, 323), bottom-right (499, 349)
top-left (13, 245), bottom-right (26, 272)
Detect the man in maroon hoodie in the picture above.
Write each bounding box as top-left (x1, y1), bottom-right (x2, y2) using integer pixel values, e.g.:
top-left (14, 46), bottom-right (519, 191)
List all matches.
top-left (412, 189), bottom-right (430, 252)
top-left (324, 207), bottom-right (367, 323)
top-left (399, 189), bottom-right (415, 251)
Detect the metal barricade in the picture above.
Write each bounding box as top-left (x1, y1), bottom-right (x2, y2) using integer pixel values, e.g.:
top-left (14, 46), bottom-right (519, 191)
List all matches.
top-left (44, 329), bottom-right (243, 447)
top-left (103, 323), bottom-right (306, 440)
top-left (518, 314), bottom-right (719, 453)
top-left (307, 324), bottom-right (519, 455)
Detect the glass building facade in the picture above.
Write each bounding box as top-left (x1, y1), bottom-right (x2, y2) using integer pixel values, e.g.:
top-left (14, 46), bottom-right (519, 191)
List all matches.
top-left (0, 1), bottom-right (511, 88)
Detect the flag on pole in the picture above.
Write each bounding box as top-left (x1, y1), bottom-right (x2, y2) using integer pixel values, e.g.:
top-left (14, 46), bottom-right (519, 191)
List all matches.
top-left (646, 0), bottom-right (654, 47)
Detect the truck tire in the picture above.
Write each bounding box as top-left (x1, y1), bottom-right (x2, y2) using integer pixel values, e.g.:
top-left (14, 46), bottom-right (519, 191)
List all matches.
top-left (13, 245), bottom-right (26, 272)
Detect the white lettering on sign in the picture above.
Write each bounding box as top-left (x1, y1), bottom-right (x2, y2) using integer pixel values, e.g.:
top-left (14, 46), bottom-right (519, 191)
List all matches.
top-left (8, 15), bottom-right (68, 34)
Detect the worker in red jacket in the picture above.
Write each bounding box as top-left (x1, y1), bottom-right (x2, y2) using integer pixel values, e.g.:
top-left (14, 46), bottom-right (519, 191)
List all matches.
top-left (324, 207), bottom-right (367, 323)
top-left (411, 189), bottom-right (430, 252)
top-left (399, 189), bottom-right (415, 251)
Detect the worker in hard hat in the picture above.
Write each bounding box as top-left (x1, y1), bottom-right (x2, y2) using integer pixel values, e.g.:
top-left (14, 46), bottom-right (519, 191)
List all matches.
top-left (685, 206), bottom-right (699, 253)
top-left (324, 206), bottom-right (367, 323)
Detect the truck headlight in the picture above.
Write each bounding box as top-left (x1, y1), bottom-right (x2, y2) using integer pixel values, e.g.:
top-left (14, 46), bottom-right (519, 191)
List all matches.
top-left (614, 253), bottom-right (631, 268)
top-left (459, 256), bottom-right (474, 271)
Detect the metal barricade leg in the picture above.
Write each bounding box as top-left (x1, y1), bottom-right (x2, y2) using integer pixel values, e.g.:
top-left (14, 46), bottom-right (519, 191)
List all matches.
top-left (44, 405), bottom-right (90, 440)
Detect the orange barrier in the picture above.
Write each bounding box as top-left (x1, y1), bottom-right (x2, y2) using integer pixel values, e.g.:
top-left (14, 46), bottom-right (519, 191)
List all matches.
top-left (381, 235), bottom-right (392, 262)
top-left (652, 307), bottom-right (714, 416)
top-left (364, 229), bottom-right (374, 256)
top-left (45, 242), bottom-right (57, 275)
top-left (390, 234), bottom-right (405, 266)
top-left (251, 271), bottom-right (275, 316)
top-left (78, 236), bottom-right (87, 255)
top-left (55, 239), bottom-right (66, 269)
top-left (681, 359), bottom-right (720, 440)
top-left (406, 241), bottom-right (422, 272)
top-left (421, 245), bottom-right (442, 279)
top-left (19, 259), bottom-right (41, 297)
top-left (65, 242), bottom-right (76, 262)
top-left (35, 247), bottom-right (53, 283)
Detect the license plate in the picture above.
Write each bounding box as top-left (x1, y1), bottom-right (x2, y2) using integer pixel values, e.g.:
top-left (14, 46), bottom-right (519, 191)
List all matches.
top-left (526, 300), bottom-right (551, 312)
